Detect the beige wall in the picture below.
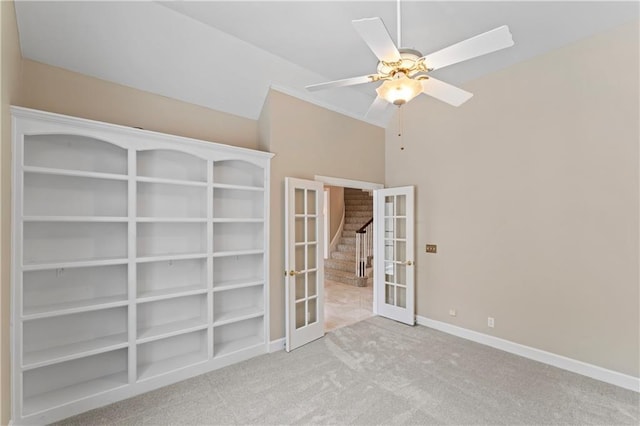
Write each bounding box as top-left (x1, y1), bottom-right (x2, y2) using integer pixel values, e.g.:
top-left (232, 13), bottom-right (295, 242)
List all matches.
top-left (327, 186), bottom-right (345, 245)
top-left (1, 1), bottom-right (23, 423)
top-left (262, 90), bottom-right (385, 339)
top-left (20, 60), bottom-right (258, 150)
top-left (385, 20), bottom-right (639, 376)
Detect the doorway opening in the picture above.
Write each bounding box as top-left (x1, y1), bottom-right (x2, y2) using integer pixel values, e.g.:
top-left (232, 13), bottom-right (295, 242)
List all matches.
top-left (314, 176), bottom-right (383, 332)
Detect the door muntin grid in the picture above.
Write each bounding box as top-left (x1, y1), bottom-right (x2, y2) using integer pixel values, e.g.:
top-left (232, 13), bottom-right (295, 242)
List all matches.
top-left (294, 188), bottom-right (319, 329)
top-left (384, 194), bottom-right (407, 309)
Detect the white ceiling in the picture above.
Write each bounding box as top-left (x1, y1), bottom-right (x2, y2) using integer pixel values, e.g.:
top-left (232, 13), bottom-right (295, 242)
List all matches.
top-left (14, 1), bottom-right (639, 127)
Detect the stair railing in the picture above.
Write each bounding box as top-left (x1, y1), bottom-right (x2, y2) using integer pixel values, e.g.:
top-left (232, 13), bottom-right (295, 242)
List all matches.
top-left (355, 217), bottom-right (374, 278)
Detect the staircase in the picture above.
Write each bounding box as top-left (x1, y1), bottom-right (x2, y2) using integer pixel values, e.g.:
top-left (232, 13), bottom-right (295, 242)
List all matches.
top-left (324, 188), bottom-right (373, 287)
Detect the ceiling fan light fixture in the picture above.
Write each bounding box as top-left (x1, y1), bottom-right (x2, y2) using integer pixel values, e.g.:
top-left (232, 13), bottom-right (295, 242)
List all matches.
top-left (376, 75), bottom-right (423, 106)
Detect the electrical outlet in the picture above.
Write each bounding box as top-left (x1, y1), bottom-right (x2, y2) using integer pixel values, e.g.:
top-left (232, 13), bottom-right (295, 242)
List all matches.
top-left (425, 244), bottom-right (437, 253)
top-left (449, 309), bottom-right (457, 317)
top-left (488, 317), bottom-right (495, 328)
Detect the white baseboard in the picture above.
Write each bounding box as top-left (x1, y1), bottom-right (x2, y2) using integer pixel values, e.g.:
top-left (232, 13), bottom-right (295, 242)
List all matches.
top-left (269, 337), bottom-right (285, 353)
top-left (416, 316), bottom-right (639, 393)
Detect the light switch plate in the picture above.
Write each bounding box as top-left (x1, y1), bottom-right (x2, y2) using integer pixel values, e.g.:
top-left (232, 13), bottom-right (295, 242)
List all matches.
top-left (426, 244), bottom-right (437, 253)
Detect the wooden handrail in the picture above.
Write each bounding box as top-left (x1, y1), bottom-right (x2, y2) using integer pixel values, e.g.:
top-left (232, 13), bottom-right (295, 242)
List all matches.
top-left (355, 217), bottom-right (373, 234)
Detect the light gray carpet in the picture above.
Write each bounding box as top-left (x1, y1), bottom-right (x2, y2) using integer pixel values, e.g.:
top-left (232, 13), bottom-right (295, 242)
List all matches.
top-left (56, 317), bottom-right (639, 425)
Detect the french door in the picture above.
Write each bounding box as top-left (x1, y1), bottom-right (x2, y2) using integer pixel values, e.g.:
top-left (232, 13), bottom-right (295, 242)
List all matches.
top-left (284, 177), bottom-right (325, 351)
top-left (374, 186), bottom-right (415, 325)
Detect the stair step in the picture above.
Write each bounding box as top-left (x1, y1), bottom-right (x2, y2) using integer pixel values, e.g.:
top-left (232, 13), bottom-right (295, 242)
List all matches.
top-left (346, 210), bottom-right (373, 217)
top-left (340, 237), bottom-right (356, 245)
top-left (345, 216), bottom-right (370, 224)
top-left (345, 211), bottom-right (373, 217)
top-left (324, 268), bottom-right (354, 279)
top-left (337, 244), bottom-right (355, 252)
top-left (324, 272), bottom-right (356, 286)
top-left (324, 258), bottom-right (355, 273)
top-left (345, 199), bottom-right (372, 205)
top-left (331, 251), bottom-right (355, 261)
top-left (324, 269), bottom-right (370, 287)
top-left (343, 223), bottom-right (362, 231)
top-left (345, 204), bottom-right (373, 211)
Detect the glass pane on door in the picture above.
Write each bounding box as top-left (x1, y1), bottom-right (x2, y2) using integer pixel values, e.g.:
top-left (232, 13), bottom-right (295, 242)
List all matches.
top-left (396, 286), bottom-right (407, 308)
top-left (295, 189), bottom-right (305, 215)
top-left (383, 194), bottom-right (407, 309)
top-left (295, 274), bottom-right (305, 301)
top-left (307, 271), bottom-right (317, 297)
top-left (294, 188), bottom-right (319, 330)
top-left (296, 302), bottom-right (306, 329)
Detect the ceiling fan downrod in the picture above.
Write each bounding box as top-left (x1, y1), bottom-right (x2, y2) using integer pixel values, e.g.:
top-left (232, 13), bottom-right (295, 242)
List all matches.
top-left (397, 0), bottom-right (402, 48)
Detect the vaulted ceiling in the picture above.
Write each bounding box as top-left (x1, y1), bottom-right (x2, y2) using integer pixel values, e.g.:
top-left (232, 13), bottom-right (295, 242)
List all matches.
top-left (14, 1), bottom-right (639, 127)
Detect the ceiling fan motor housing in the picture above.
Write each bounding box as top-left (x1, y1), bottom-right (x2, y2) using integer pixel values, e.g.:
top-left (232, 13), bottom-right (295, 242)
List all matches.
top-left (377, 48), bottom-right (427, 79)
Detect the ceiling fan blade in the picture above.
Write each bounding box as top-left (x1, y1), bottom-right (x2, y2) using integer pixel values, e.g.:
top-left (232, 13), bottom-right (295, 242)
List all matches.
top-left (421, 25), bottom-right (514, 71)
top-left (421, 77), bottom-right (473, 106)
top-left (352, 17), bottom-right (401, 63)
top-left (365, 95), bottom-right (389, 119)
top-left (306, 75), bottom-right (376, 92)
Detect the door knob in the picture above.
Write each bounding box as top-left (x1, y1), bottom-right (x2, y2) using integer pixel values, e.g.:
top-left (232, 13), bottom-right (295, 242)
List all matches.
top-left (288, 270), bottom-right (302, 276)
top-left (404, 260), bottom-right (413, 266)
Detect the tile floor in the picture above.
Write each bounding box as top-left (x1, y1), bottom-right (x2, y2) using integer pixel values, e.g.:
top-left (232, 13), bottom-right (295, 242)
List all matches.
top-left (324, 279), bottom-right (373, 332)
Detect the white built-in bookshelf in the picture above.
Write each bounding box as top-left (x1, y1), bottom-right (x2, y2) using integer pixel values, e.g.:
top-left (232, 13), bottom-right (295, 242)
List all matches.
top-left (11, 107), bottom-right (274, 425)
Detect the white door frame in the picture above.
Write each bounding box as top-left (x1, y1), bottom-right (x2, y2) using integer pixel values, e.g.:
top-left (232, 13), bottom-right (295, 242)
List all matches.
top-left (314, 175), bottom-right (384, 192)
top-left (323, 189), bottom-right (329, 260)
top-left (314, 175), bottom-right (384, 314)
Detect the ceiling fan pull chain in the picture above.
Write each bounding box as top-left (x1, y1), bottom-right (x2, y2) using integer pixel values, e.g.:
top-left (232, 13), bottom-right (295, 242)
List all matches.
top-left (398, 106), bottom-right (405, 151)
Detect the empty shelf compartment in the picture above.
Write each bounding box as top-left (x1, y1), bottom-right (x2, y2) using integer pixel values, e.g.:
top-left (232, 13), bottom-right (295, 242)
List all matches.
top-left (23, 349), bottom-right (128, 416)
top-left (212, 222), bottom-right (264, 253)
top-left (24, 173), bottom-right (127, 218)
top-left (137, 149), bottom-right (206, 183)
top-left (212, 253), bottom-right (264, 286)
top-left (137, 182), bottom-right (206, 218)
top-left (137, 258), bottom-right (206, 300)
top-left (24, 134), bottom-right (127, 175)
top-left (137, 222), bottom-right (206, 258)
top-left (212, 159), bottom-right (263, 188)
top-left (137, 330), bottom-right (207, 381)
top-left (23, 222), bottom-right (127, 265)
top-left (23, 308), bottom-right (128, 369)
top-left (212, 188), bottom-right (264, 219)
top-left (213, 316), bottom-right (264, 358)
top-left (213, 285), bottom-right (264, 326)
top-left (137, 294), bottom-right (207, 343)
top-left (23, 264), bottom-right (128, 317)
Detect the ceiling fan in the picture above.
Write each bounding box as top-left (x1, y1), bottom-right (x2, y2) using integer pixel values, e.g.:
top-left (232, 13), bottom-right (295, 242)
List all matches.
top-left (305, 1), bottom-right (514, 118)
